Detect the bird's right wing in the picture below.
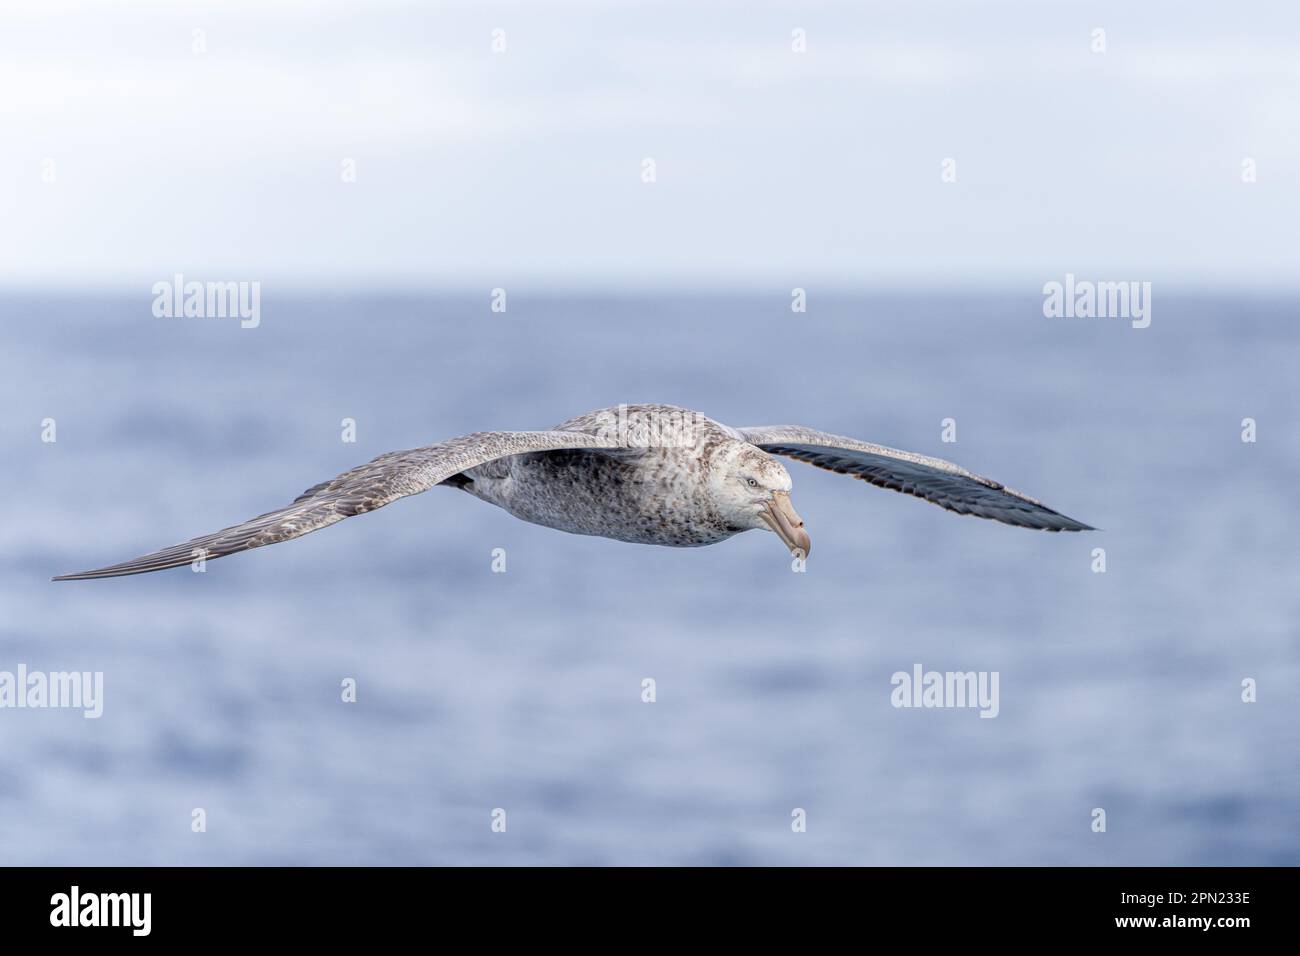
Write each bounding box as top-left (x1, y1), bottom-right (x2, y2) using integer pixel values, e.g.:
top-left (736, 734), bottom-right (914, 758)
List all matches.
top-left (53, 430), bottom-right (619, 580)
top-left (739, 425), bottom-right (1092, 532)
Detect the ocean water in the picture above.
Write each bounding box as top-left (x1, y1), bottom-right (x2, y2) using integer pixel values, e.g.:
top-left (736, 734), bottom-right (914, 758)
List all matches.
top-left (0, 290), bottom-right (1297, 865)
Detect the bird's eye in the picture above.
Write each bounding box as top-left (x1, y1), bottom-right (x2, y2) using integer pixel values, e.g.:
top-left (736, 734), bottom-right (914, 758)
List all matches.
top-left (745, 477), bottom-right (759, 488)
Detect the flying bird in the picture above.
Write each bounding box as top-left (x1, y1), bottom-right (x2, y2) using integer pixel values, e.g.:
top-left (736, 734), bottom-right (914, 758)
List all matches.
top-left (53, 403), bottom-right (1092, 581)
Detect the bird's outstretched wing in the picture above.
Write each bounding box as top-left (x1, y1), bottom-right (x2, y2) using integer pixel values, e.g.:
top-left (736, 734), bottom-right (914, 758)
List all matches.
top-left (53, 430), bottom-right (618, 580)
top-left (738, 425), bottom-right (1092, 532)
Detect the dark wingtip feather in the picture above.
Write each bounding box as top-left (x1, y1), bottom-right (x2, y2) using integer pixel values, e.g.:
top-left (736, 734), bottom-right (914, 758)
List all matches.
top-left (1054, 514), bottom-right (1096, 532)
top-left (52, 567), bottom-right (143, 582)
top-left (52, 554), bottom-right (197, 581)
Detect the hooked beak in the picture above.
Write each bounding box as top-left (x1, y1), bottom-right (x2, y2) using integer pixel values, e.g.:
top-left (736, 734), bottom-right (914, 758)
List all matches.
top-left (761, 491), bottom-right (811, 560)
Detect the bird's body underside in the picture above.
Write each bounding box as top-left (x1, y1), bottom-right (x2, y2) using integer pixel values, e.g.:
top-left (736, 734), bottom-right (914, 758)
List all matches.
top-left (460, 448), bottom-right (739, 548)
top-left (455, 406), bottom-right (744, 547)
top-left (53, 403), bottom-right (1092, 581)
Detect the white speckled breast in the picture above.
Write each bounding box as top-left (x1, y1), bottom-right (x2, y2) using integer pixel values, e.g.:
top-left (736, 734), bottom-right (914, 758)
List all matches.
top-left (460, 404), bottom-right (743, 547)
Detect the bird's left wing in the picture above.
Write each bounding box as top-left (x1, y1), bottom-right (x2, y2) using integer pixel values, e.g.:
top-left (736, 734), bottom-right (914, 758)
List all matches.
top-left (738, 425), bottom-right (1092, 532)
top-left (53, 430), bottom-right (619, 580)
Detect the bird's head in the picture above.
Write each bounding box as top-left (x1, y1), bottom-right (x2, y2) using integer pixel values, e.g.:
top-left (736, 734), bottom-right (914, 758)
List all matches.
top-left (709, 443), bottom-right (811, 559)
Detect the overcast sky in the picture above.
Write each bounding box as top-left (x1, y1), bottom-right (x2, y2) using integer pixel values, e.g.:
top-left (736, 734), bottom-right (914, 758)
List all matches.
top-left (2, 0), bottom-right (1298, 291)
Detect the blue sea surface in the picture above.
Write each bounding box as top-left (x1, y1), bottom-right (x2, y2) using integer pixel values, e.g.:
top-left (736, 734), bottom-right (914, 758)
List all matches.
top-left (0, 291), bottom-right (1296, 865)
